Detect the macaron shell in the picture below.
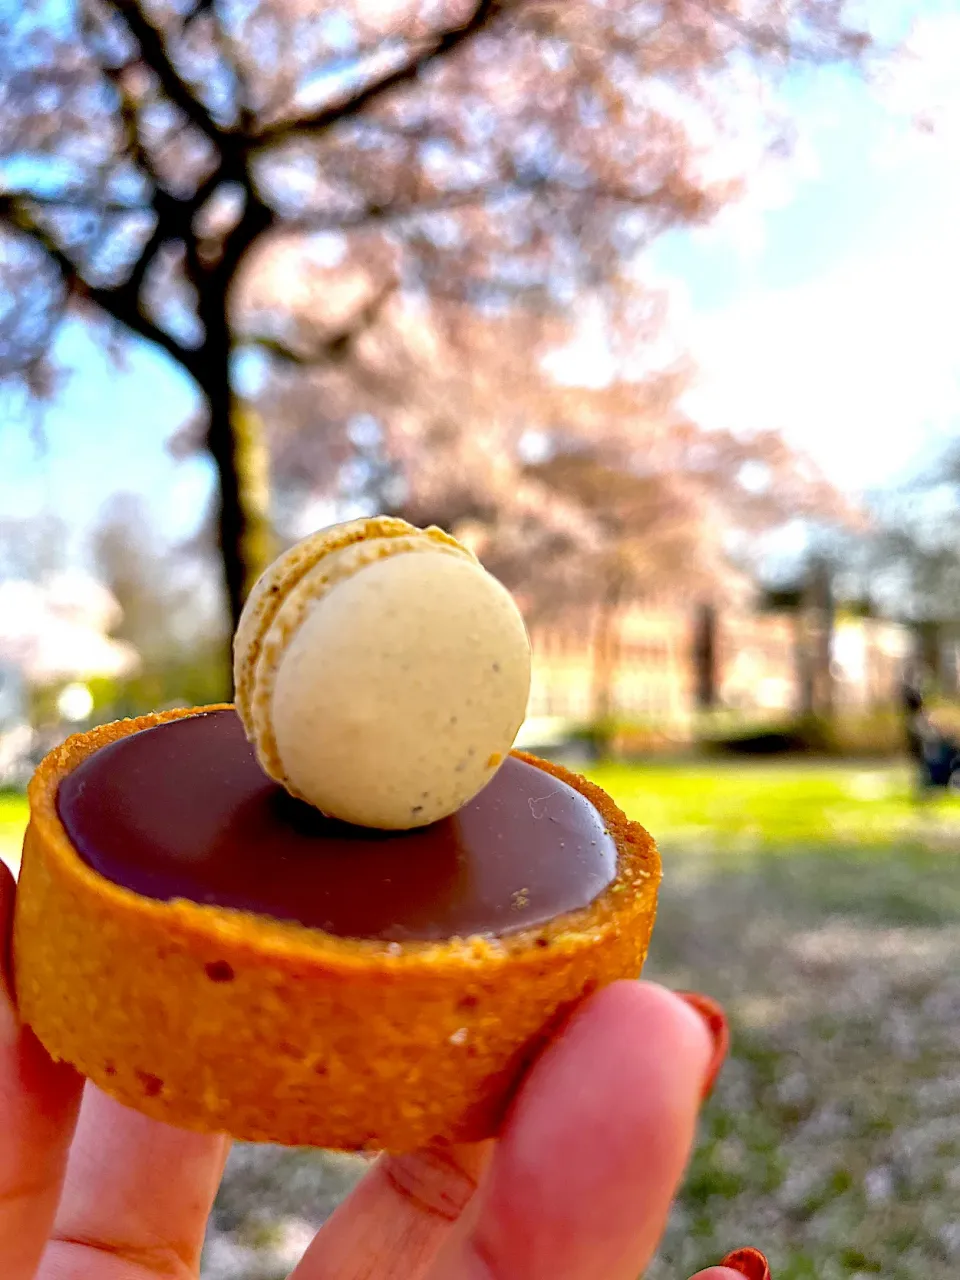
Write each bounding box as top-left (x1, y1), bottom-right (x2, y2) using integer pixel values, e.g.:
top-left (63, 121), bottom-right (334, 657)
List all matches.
top-left (271, 549), bottom-right (531, 828)
top-left (246, 533), bottom-right (474, 786)
top-left (233, 517), bottom-right (465, 736)
top-left (234, 516), bottom-right (380, 726)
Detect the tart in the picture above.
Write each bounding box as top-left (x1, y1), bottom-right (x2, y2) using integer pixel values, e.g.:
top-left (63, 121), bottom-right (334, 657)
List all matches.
top-left (13, 704), bottom-right (659, 1152)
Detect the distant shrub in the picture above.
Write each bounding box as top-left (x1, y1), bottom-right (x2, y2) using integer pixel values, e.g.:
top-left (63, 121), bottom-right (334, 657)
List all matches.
top-left (572, 715), bottom-right (692, 760)
top-left (808, 710), bottom-right (903, 757)
top-left (574, 707), bottom-right (910, 761)
top-left (700, 719), bottom-right (807, 756)
top-left (699, 710), bottom-right (906, 758)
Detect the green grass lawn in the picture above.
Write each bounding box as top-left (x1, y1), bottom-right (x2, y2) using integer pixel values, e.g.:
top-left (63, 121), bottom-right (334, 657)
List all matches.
top-left (586, 757), bottom-right (947, 851)
top-left (6, 761), bottom-right (960, 1277)
top-left (0, 792), bottom-right (27, 871)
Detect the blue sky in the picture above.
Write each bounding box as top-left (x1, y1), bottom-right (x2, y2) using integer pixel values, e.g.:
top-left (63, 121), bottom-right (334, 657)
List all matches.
top-left (2, 0), bottom-right (958, 559)
top-left (0, 323), bottom-right (212, 557)
top-left (647, 3), bottom-right (960, 493)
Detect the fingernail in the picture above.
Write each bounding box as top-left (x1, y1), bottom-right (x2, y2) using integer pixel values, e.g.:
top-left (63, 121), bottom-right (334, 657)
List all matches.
top-left (720, 1246), bottom-right (771, 1279)
top-left (0, 863), bottom-right (18, 1044)
top-left (676, 991), bottom-right (729, 1100)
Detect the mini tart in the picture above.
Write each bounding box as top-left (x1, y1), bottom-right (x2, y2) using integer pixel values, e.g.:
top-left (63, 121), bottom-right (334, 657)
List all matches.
top-left (13, 706), bottom-right (660, 1152)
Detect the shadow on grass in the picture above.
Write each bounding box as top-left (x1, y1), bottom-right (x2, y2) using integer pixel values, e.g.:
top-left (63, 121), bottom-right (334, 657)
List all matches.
top-left (655, 839), bottom-right (960, 932)
top-left (642, 834), bottom-right (960, 1280)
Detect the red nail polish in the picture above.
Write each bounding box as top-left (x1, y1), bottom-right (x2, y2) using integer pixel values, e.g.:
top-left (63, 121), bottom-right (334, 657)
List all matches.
top-left (676, 991), bottom-right (729, 1100)
top-left (720, 1246), bottom-right (771, 1280)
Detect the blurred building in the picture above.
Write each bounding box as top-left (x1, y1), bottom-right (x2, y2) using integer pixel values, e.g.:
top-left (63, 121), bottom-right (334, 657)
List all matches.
top-left (526, 603), bottom-right (912, 740)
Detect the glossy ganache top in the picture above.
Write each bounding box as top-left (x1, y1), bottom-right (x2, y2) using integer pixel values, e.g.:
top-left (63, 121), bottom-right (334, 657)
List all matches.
top-left (56, 709), bottom-right (617, 942)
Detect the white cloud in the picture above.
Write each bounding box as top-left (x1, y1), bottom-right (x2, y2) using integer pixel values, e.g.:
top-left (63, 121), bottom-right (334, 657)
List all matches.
top-left (665, 12), bottom-right (960, 494)
top-left (876, 11), bottom-right (960, 142)
top-left (681, 231), bottom-right (960, 491)
top-left (691, 130), bottom-right (822, 263)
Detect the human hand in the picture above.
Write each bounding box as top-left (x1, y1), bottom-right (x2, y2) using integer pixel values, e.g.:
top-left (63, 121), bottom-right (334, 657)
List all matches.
top-left (1, 861), bottom-right (767, 1280)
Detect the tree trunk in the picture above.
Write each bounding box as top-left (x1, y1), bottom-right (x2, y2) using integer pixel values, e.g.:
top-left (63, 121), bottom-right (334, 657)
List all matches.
top-left (917, 621), bottom-right (942, 688)
top-left (197, 194), bottom-right (277, 637)
top-left (232, 401), bottom-right (276, 594)
top-left (796, 608), bottom-right (813, 718)
top-left (797, 558), bottom-right (834, 721)
top-left (590, 568), bottom-right (625, 751)
top-left (199, 300), bottom-right (274, 637)
top-left (202, 343), bottom-right (248, 633)
top-left (810, 558), bottom-right (834, 718)
top-left (693, 600), bottom-right (718, 711)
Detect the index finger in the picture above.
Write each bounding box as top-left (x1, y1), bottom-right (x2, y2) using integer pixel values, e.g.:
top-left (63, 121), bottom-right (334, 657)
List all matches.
top-left (0, 861), bottom-right (84, 1280)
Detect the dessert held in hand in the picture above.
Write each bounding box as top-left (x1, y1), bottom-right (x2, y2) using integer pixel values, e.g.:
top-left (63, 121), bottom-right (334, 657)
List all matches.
top-left (13, 516), bottom-right (660, 1151)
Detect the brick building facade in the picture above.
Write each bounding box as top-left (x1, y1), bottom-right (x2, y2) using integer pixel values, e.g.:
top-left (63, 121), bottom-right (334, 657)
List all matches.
top-left (526, 604), bottom-right (912, 733)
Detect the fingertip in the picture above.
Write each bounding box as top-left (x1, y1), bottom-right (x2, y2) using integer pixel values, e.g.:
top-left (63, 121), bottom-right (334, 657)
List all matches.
top-left (718, 1246), bottom-right (771, 1279)
top-left (454, 979), bottom-right (720, 1280)
top-left (688, 1270), bottom-right (754, 1280)
top-left (503, 979), bottom-right (717, 1162)
top-left (16, 1024), bottom-right (84, 1109)
top-left (559, 980), bottom-right (716, 1081)
top-left (0, 857), bottom-right (80, 1099)
top-left (0, 858), bottom-right (17, 1028)
top-left (0, 856), bottom-right (15, 936)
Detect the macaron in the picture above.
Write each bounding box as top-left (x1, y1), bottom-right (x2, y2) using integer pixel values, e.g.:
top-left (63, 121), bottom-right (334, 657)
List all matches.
top-left (233, 517), bottom-right (532, 829)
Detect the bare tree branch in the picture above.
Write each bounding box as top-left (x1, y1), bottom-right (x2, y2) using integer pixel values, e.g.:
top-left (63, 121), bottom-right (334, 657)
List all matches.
top-left (214, 188), bottom-right (274, 294)
top-left (104, 0), bottom-right (230, 149)
top-left (183, 0), bottom-right (256, 130)
top-left (255, 0), bottom-right (509, 144)
top-left (0, 196), bottom-right (202, 377)
top-left (123, 211), bottom-right (167, 298)
top-left (286, 175), bottom-right (705, 232)
top-left (0, 189), bottom-right (147, 214)
top-left (102, 66), bottom-right (164, 186)
top-left (243, 279), bottom-right (397, 364)
top-left (240, 335), bottom-right (319, 365)
top-left (77, 0), bottom-right (208, 307)
top-left (84, 280), bottom-right (201, 375)
top-left (80, 0), bottom-right (166, 187)
top-left (683, 0), bottom-right (872, 63)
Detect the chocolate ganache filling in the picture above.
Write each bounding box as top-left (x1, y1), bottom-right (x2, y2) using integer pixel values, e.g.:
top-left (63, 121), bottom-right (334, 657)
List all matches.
top-left (57, 709), bottom-right (617, 942)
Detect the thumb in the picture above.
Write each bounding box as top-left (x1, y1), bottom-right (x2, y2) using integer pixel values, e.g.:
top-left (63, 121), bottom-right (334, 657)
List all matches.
top-left (432, 981), bottom-right (721, 1280)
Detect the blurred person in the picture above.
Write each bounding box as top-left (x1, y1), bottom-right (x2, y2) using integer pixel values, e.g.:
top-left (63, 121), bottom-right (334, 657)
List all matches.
top-left (0, 862), bottom-right (768, 1280)
top-left (901, 662), bottom-right (928, 772)
top-left (900, 662), bottom-right (960, 798)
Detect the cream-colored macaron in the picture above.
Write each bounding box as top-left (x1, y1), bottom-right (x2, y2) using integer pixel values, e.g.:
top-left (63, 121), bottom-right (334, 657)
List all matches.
top-left (233, 517), bottom-right (531, 829)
